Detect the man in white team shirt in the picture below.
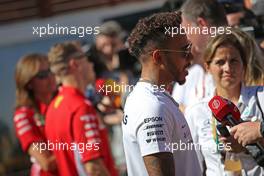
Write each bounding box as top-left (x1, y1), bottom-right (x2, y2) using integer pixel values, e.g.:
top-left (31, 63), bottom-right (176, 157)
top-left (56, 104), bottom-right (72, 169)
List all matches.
top-left (122, 11), bottom-right (202, 176)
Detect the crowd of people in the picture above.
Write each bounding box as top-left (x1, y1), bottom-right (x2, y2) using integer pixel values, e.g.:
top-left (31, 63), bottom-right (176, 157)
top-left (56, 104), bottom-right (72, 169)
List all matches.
top-left (11, 0), bottom-right (264, 175)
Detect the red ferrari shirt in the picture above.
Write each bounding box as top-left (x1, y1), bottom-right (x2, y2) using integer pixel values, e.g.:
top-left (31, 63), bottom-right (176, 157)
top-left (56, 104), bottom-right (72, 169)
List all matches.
top-left (14, 102), bottom-right (55, 176)
top-left (45, 86), bottom-right (117, 176)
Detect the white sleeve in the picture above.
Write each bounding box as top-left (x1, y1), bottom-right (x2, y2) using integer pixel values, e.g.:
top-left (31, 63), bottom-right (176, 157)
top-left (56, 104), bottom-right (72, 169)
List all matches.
top-left (135, 101), bottom-right (174, 157)
top-left (184, 106), bottom-right (198, 144)
top-left (185, 105), bottom-right (205, 172)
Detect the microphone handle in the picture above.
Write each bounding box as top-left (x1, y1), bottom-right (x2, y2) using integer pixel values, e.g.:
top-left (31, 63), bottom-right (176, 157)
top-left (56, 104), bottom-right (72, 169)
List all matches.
top-left (225, 114), bottom-right (264, 166)
top-left (226, 114), bottom-right (239, 126)
top-left (245, 144), bottom-right (264, 166)
top-left (221, 113), bottom-right (264, 166)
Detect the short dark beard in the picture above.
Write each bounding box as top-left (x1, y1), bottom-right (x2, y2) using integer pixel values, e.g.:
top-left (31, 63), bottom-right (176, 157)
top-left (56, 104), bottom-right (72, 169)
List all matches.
top-left (177, 79), bottom-right (186, 85)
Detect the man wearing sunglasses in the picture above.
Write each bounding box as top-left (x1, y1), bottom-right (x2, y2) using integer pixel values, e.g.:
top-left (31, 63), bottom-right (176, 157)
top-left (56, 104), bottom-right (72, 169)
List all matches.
top-left (122, 12), bottom-right (201, 176)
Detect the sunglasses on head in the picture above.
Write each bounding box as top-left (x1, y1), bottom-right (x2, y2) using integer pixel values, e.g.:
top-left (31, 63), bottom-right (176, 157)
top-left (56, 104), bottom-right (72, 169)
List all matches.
top-left (35, 69), bottom-right (52, 79)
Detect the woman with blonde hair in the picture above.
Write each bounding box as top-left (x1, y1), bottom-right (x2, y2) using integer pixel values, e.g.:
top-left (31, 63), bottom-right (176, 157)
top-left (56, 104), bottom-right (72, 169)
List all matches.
top-left (185, 30), bottom-right (264, 175)
top-left (231, 28), bottom-right (264, 86)
top-left (14, 53), bottom-right (57, 175)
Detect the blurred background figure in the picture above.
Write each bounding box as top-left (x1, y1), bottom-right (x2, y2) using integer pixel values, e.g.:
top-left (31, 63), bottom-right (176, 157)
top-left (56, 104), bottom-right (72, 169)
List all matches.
top-left (46, 42), bottom-right (117, 176)
top-left (96, 21), bottom-right (125, 64)
top-left (89, 21), bottom-right (125, 78)
top-left (14, 54), bottom-right (57, 175)
top-left (0, 119), bottom-right (29, 175)
top-left (220, 0), bottom-right (263, 37)
top-left (220, 0), bottom-right (254, 27)
top-left (231, 28), bottom-right (264, 86)
top-left (219, 0), bottom-right (264, 50)
top-left (185, 28), bottom-right (264, 176)
top-left (172, 0), bottom-right (228, 112)
top-left (244, 0), bottom-right (264, 16)
top-left (84, 21), bottom-right (136, 175)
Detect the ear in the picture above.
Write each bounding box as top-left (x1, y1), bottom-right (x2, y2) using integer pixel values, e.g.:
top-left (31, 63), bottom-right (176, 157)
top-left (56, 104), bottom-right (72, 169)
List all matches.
top-left (27, 82), bottom-right (33, 90)
top-left (68, 59), bottom-right (78, 71)
top-left (196, 17), bottom-right (208, 27)
top-left (205, 62), bottom-right (210, 73)
top-left (152, 50), bottom-right (162, 65)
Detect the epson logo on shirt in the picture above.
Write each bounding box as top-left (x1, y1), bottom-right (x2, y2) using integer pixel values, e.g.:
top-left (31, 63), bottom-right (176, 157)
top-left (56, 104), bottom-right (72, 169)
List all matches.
top-left (144, 116), bottom-right (163, 123)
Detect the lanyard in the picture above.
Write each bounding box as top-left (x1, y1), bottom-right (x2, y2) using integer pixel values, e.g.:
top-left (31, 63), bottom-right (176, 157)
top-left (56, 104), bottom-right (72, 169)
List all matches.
top-left (211, 117), bottom-right (220, 152)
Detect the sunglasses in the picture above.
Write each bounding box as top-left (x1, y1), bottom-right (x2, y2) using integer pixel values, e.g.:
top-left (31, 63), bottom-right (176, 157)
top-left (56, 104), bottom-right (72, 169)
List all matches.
top-left (35, 69), bottom-right (52, 79)
top-left (150, 43), bottom-right (192, 58)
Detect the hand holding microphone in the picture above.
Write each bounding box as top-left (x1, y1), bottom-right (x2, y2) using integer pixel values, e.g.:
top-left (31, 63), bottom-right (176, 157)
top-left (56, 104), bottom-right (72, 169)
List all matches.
top-left (230, 122), bottom-right (263, 147)
top-left (208, 96), bottom-right (264, 166)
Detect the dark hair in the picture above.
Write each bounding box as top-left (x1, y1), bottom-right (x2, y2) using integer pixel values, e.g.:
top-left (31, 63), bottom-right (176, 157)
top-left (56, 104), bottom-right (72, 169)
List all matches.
top-left (127, 11), bottom-right (182, 60)
top-left (181, 0), bottom-right (227, 27)
top-left (221, 2), bottom-right (244, 14)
